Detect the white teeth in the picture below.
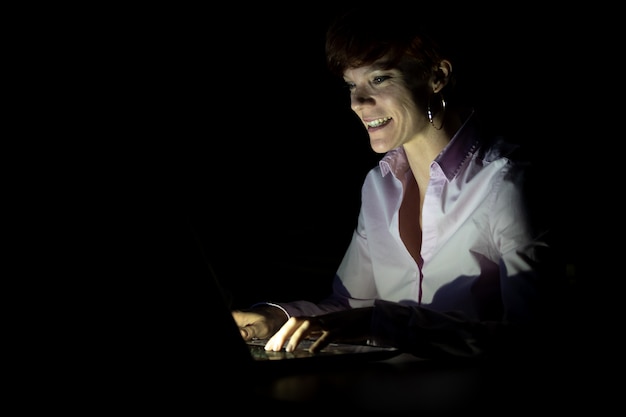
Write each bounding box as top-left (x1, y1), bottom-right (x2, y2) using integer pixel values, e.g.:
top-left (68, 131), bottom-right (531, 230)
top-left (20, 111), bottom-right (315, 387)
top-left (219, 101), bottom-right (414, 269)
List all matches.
top-left (366, 117), bottom-right (391, 128)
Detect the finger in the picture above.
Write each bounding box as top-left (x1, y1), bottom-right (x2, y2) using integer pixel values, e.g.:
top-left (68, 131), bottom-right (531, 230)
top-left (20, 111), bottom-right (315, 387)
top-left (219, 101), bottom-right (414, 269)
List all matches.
top-left (239, 327), bottom-right (252, 340)
top-left (232, 312), bottom-right (258, 340)
top-left (265, 318), bottom-right (299, 351)
top-left (309, 331), bottom-right (332, 353)
top-left (285, 319), bottom-right (315, 352)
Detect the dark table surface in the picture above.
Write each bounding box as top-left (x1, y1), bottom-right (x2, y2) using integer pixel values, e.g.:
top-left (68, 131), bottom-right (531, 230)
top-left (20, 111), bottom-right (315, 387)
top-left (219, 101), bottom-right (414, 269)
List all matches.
top-left (246, 346), bottom-right (602, 416)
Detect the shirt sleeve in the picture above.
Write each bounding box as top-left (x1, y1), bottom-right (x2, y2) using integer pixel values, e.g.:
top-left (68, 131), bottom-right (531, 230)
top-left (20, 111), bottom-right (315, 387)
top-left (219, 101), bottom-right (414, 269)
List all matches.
top-left (370, 298), bottom-right (538, 358)
top-left (278, 207), bottom-right (380, 318)
top-left (489, 159), bottom-right (561, 326)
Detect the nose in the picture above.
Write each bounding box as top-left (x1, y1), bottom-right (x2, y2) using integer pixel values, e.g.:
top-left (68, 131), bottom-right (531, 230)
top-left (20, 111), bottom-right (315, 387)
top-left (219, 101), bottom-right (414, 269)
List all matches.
top-left (350, 86), bottom-right (374, 112)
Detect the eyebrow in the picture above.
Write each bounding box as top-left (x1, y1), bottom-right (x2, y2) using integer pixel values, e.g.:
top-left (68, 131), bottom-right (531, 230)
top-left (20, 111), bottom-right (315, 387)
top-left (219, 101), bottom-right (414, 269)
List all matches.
top-left (343, 60), bottom-right (398, 80)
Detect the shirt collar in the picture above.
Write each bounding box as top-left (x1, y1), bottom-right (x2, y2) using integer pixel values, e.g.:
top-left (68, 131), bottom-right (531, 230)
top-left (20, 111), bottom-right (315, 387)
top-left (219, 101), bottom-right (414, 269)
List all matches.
top-left (379, 109), bottom-right (479, 182)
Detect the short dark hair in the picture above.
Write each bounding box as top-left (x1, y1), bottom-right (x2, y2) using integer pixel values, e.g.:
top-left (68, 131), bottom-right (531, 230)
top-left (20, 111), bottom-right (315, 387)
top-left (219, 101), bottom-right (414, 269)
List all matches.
top-left (325, 8), bottom-right (452, 86)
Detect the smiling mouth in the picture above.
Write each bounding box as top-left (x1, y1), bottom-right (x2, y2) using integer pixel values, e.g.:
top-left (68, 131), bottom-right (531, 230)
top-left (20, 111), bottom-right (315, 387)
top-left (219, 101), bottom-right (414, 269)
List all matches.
top-left (366, 117), bottom-right (392, 128)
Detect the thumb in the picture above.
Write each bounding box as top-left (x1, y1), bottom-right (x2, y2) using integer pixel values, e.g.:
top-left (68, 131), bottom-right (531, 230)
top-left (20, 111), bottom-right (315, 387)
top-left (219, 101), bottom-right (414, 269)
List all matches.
top-left (239, 326), bottom-right (255, 340)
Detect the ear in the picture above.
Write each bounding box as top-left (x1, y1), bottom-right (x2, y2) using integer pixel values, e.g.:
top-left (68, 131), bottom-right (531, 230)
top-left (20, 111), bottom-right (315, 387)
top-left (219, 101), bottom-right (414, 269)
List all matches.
top-left (432, 59), bottom-right (453, 94)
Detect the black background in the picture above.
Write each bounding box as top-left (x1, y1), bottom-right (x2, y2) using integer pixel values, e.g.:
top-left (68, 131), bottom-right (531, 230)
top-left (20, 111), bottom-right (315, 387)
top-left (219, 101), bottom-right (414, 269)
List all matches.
top-left (63, 3), bottom-right (597, 316)
top-left (99, 4), bottom-right (591, 309)
top-left (30, 3), bottom-right (613, 410)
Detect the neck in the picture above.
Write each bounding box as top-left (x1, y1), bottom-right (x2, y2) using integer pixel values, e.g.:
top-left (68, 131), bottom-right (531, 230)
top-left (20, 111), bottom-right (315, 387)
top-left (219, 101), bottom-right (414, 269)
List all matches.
top-left (403, 109), bottom-right (464, 180)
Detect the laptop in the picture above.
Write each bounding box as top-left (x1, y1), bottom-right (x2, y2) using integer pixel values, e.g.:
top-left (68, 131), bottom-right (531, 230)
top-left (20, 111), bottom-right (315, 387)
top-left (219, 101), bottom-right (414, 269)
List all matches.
top-left (180, 218), bottom-right (400, 376)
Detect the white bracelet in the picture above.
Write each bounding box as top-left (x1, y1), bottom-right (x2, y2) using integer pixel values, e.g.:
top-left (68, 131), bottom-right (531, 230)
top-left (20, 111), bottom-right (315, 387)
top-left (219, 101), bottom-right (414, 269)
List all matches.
top-left (250, 302), bottom-right (290, 320)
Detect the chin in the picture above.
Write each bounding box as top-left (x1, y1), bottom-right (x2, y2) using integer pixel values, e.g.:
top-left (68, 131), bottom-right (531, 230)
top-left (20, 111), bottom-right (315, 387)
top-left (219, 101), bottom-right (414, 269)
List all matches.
top-left (370, 139), bottom-right (391, 154)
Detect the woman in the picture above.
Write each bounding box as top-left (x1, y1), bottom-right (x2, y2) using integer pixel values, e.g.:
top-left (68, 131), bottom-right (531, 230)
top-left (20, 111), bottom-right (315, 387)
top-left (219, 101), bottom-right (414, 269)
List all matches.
top-left (231, 8), bottom-right (560, 359)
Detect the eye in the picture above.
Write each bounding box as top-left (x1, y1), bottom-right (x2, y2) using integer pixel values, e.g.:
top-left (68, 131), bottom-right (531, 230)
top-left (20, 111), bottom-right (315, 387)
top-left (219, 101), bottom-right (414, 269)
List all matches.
top-left (372, 75), bottom-right (390, 85)
top-left (344, 81), bottom-right (356, 91)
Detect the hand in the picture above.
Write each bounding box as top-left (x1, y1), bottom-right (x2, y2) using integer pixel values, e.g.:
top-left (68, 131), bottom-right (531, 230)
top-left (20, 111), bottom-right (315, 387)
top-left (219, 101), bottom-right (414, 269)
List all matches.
top-left (231, 305), bottom-right (288, 341)
top-left (264, 307), bottom-right (374, 353)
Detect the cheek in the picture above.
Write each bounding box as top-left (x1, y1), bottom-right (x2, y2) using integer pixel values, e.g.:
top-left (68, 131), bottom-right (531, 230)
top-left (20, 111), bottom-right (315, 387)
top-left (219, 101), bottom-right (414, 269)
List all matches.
top-left (408, 89), bottom-right (430, 113)
top-left (397, 100), bottom-right (428, 133)
top-left (390, 84), bottom-right (427, 115)
top-left (398, 98), bottom-right (421, 118)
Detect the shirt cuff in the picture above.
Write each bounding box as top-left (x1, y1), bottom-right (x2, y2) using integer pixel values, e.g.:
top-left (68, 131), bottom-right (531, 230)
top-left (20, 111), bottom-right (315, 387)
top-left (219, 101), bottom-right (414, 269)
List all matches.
top-left (250, 302), bottom-right (290, 320)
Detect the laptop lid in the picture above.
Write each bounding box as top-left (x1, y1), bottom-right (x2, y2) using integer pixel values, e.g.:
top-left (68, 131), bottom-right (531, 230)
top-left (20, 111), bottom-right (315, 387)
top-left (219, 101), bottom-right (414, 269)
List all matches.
top-left (182, 218), bottom-right (399, 375)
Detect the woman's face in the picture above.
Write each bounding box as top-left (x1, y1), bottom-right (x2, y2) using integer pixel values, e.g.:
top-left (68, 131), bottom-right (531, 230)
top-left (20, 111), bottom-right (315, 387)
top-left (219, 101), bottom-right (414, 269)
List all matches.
top-left (344, 60), bottom-right (430, 154)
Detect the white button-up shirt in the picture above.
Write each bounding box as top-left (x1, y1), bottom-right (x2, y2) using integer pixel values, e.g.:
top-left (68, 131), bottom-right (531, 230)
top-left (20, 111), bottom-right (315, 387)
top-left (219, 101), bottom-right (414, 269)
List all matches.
top-left (279, 111), bottom-right (552, 335)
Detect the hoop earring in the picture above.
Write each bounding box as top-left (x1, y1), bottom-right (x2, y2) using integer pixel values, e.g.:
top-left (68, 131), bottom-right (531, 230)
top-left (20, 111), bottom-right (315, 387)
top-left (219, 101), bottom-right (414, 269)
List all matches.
top-left (427, 93), bottom-right (446, 130)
